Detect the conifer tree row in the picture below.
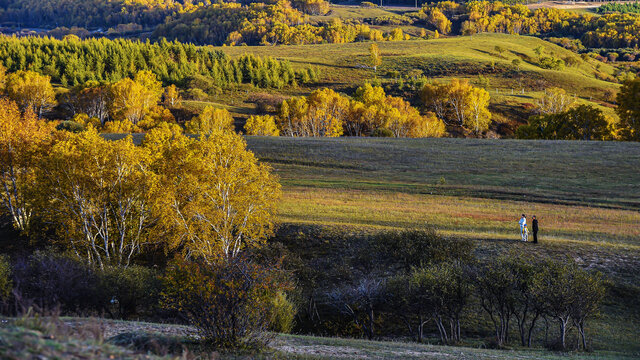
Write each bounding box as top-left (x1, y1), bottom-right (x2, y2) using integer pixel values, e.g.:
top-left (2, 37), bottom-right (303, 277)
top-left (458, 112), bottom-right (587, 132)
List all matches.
top-left (0, 36), bottom-right (314, 88)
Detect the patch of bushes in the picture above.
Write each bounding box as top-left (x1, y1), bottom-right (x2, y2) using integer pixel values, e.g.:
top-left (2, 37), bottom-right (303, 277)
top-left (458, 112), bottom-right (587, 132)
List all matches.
top-left (8, 251), bottom-right (162, 318)
top-left (161, 257), bottom-right (287, 349)
top-left (0, 255), bottom-right (12, 301)
top-left (11, 251), bottom-right (102, 314)
top-left (538, 56), bottom-right (565, 70)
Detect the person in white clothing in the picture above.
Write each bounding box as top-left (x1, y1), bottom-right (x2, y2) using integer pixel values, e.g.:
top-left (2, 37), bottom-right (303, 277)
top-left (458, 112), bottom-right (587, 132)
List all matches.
top-left (518, 214), bottom-right (528, 242)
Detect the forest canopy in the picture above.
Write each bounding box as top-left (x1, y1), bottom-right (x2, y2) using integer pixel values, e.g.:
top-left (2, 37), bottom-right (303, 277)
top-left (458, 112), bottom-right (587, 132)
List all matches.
top-left (0, 36), bottom-right (314, 87)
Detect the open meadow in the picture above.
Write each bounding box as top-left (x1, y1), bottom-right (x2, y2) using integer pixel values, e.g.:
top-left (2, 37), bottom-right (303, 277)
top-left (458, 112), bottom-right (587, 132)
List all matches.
top-left (243, 136), bottom-right (640, 354)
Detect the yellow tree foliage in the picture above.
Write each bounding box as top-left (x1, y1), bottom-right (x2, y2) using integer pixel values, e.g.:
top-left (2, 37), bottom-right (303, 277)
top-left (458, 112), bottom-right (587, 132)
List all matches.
top-left (72, 81), bottom-right (110, 126)
top-left (616, 78), bottom-right (640, 141)
top-left (0, 99), bottom-right (56, 232)
top-left (0, 63), bottom-right (6, 91)
top-left (465, 87), bottom-right (492, 133)
top-left (5, 70), bottom-right (56, 118)
top-left (109, 71), bottom-right (162, 124)
top-left (350, 83), bottom-right (446, 138)
top-left (369, 43), bottom-right (382, 72)
top-left (277, 89), bottom-right (346, 137)
top-left (102, 119), bottom-right (142, 133)
top-left (536, 87), bottom-right (575, 115)
top-left (163, 84), bottom-right (181, 108)
top-left (428, 8), bottom-right (452, 34)
top-left (384, 96), bottom-right (445, 138)
top-left (244, 115), bottom-right (280, 136)
top-left (420, 81), bottom-right (450, 121)
top-left (421, 79), bottom-right (492, 132)
top-left (386, 28), bottom-right (405, 41)
top-left (305, 88), bottom-right (348, 137)
top-left (37, 128), bottom-right (159, 268)
top-left (277, 96), bottom-right (309, 136)
top-left (412, 112), bottom-right (447, 138)
top-left (144, 125), bottom-right (281, 263)
top-left (447, 79), bottom-right (474, 126)
top-left (185, 106), bottom-right (235, 134)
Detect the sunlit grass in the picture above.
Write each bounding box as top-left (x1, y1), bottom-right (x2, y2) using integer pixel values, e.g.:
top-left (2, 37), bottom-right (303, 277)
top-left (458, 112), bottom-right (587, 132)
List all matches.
top-left (279, 187), bottom-right (640, 247)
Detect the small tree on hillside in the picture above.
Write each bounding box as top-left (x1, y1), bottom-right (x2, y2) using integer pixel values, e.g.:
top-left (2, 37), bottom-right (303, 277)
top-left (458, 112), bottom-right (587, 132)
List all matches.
top-left (369, 43), bottom-right (382, 73)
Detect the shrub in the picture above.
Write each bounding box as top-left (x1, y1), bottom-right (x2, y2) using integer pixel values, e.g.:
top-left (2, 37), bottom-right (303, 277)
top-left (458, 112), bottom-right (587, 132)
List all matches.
top-left (0, 255), bottom-right (12, 301)
top-left (370, 229), bottom-right (475, 273)
top-left (100, 266), bottom-right (162, 319)
top-left (161, 257), bottom-right (280, 349)
top-left (11, 251), bottom-right (102, 313)
top-left (56, 120), bottom-right (86, 133)
top-left (186, 88), bottom-right (208, 101)
top-left (371, 128), bottom-right (394, 137)
top-left (268, 291), bottom-right (296, 334)
top-left (361, 1), bottom-right (377, 7)
top-left (539, 56), bottom-right (565, 70)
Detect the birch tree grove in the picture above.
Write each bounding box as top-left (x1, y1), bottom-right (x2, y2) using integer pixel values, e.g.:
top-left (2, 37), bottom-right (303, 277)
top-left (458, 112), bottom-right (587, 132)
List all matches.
top-left (0, 99), bottom-right (56, 232)
top-left (38, 129), bottom-right (158, 268)
top-left (145, 124), bottom-right (281, 263)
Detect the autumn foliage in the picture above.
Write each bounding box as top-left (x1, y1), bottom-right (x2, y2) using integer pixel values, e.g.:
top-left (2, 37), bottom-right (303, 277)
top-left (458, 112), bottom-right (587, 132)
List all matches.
top-left (277, 85), bottom-right (445, 138)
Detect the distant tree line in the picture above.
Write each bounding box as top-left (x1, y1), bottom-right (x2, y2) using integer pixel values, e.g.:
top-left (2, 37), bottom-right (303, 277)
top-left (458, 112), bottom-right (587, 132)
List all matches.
top-left (0, 36), bottom-right (313, 88)
top-left (402, 1), bottom-right (640, 50)
top-left (152, 1), bottom-right (410, 46)
top-left (0, 0), bottom-right (331, 30)
top-left (0, 0), bottom-right (206, 29)
top-left (596, 2), bottom-right (640, 14)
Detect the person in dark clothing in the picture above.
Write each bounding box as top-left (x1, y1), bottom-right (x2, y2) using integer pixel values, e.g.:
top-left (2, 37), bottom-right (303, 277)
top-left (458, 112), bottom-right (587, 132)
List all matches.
top-left (532, 216), bottom-right (539, 243)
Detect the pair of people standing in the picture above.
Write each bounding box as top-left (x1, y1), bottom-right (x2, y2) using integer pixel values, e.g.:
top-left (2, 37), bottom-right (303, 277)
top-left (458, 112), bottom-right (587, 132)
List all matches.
top-left (518, 214), bottom-right (538, 243)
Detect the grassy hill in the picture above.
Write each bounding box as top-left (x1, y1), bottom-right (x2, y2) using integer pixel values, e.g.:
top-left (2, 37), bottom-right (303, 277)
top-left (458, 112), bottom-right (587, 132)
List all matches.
top-left (206, 33), bottom-right (620, 134)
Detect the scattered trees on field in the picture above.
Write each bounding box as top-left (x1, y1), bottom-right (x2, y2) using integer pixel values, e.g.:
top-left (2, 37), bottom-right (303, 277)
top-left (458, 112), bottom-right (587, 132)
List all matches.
top-left (277, 85), bottom-right (445, 138)
top-left (108, 71), bottom-right (163, 125)
top-left (145, 125), bottom-right (281, 263)
top-left (37, 129), bottom-right (158, 269)
top-left (162, 84), bottom-right (181, 108)
top-left (185, 106), bottom-right (235, 135)
top-left (535, 87), bottom-right (575, 115)
top-left (369, 43), bottom-right (382, 72)
top-left (531, 260), bottom-right (605, 350)
top-left (277, 89), bottom-right (347, 137)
